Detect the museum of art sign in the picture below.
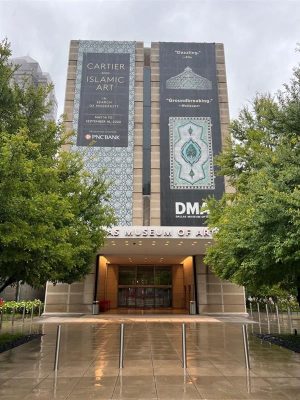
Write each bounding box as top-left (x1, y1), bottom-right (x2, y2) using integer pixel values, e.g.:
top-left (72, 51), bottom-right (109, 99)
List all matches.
top-left (107, 226), bottom-right (214, 239)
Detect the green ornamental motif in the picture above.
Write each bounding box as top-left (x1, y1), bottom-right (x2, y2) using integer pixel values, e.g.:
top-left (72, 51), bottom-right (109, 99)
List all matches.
top-left (181, 139), bottom-right (202, 166)
top-left (169, 117), bottom-right (215, 190)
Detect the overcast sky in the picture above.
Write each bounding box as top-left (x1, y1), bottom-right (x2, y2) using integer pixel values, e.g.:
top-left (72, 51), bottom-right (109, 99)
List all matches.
top-left (0, 0), bottom-right (299, 119)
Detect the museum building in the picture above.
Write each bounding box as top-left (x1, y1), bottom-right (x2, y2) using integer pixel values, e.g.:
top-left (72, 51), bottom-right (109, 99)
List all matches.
top-left (44, 41), bottom-right (246, 315)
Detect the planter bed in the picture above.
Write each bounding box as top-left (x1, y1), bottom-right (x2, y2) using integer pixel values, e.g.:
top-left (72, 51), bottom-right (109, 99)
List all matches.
top-left (256, 333), bottom-right (300, 353)
top-left (0, 333), bottom-right (43, 353)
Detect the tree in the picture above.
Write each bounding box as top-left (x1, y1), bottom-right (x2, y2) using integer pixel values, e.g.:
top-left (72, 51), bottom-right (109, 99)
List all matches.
top-left (204, 64), bottom-right (300, 305)
top-left (0, 39), bottom-right (115, 293)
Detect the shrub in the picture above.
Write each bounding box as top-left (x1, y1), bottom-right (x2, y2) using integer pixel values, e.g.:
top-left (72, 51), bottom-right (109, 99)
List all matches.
top-left (0, 299), bottom-right (43, 314)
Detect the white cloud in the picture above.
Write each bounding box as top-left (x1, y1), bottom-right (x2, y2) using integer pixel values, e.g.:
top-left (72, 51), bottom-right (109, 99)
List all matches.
top-left (0, 0), bottom-right (299, 118)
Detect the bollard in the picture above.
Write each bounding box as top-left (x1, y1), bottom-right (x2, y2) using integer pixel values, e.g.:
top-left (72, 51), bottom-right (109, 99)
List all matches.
top-left (54, 325), bottom-right (62, 371)
top-left (275, 304), bottom-right (281, 334)
top-left (249, 302), bottom-right (253, 318)
top-left (287, 307), bottom-right (293, 334)
top-left (11, 307), bottom-right (15, 326)
top-left (38, 303), bottom-right (41, 317)
top-left (22, 307), bottom-right (26, 324)
top-left (119, 323), bottom-right (125, 369)
top-left (30, 305), bottom-right (34, 322)
top-left (265, 304), bottom-right (270, 334)
top-left (242, 325), bottom-right (251, 370)
top-left (182, 323), bottom-right (187, 369)
top-left (246, 370), bottom-right (252, 393)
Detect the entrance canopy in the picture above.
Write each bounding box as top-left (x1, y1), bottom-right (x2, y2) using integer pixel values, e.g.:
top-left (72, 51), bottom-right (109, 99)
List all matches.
top-left (100, 226), bottom-right (213, 265)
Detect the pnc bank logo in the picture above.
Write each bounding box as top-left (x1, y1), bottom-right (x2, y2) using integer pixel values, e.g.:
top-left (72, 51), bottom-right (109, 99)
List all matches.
top-left (175, 202), bottom-right (208, 217)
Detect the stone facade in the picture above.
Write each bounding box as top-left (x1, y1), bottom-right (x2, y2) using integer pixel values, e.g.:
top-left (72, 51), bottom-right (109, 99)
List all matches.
top-left (44, 41), bottom-right (246, 315)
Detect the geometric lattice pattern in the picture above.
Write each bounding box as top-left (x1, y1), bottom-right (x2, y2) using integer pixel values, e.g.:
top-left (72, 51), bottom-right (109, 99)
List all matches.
top-left (169, 117), bottom-right (215, 190)
top-left (72, 41), bottom-right (136, 225)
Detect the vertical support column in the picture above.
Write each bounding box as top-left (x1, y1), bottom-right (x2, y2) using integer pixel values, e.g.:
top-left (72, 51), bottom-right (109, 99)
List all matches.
top-left (275, 304), bottom-right (281, 334)
top-left (142, 53), bottom-right (151, 226)
top-left (265, 304), bottom-right (270, 334)
top-left (93, 255), bottom-right (100, 302)
top-left (249, 302), bottom-right (253, 318)
top-left (287, 307), bottom-right (293, 333)
top-left (182, 323), bottom-right (187, 369)
top-left (149, 42), bottom-right (161, 226)
top-left (132, 42), bottom-right (144, 226)
top-left (257, 303), bottom-right (262, 334)
top-left (192, 256), bottom-right (199, 314)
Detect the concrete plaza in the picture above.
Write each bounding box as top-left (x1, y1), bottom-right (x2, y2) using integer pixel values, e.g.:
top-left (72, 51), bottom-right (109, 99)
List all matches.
top-left (0, 314), bottom-right (300, 399)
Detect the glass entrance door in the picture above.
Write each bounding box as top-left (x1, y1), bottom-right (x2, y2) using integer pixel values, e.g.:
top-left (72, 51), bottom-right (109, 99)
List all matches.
top-left (136, 288), bottom-right (144, 308)
top-left (118, 287), bottom-right (172, 308)
top-left (118, 265), bottom-right (172, 308)
top-left (145, 288), bottom-right (155, 308)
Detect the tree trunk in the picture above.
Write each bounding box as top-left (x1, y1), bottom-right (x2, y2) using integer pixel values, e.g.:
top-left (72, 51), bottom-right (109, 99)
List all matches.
top-left (0, 276), bottom-right (17, 294)
top-left (297, 286), bottom-right (300, 308)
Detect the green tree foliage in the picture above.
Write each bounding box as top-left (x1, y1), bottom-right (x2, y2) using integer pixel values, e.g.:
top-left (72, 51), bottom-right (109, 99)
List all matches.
top-left (205, 63), bottom-right (300, 304)
top-left (0, 39), bottom-right (115, 292)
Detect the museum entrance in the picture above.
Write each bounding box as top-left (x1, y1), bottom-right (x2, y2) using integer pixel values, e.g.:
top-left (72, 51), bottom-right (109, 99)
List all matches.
top-left (118, 265), bottom-right (172, 308)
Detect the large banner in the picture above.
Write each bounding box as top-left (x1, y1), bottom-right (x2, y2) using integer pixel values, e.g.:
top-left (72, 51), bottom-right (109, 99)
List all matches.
top-left (159, 42), bottom-right (225, 226)
top-left (73, 41), bottom-right (136, 226)
top-left (77, 52), bottom-right (130, 147)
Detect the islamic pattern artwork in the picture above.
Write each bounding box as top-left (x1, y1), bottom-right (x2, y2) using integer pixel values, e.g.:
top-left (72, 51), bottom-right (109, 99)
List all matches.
top-left (72, 41), bottom-right (136, 225)
top-left (169, 117), bottom-right (215, 190)
top-left (166, 67), bottom-right (212, 90)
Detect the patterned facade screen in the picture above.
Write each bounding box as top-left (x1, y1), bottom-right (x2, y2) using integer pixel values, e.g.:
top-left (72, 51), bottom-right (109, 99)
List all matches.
top-left (159, 42), bottom-right (225, 226)
top-left (73, 41), bottom-right (136, 225)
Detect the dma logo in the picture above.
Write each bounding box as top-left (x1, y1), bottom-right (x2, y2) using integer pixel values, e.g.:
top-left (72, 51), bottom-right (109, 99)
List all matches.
top-left (175, 202), bottom-right (208, 217)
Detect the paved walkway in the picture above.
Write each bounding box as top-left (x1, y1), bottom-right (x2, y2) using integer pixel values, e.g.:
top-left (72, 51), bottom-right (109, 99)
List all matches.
top-left (0, 316), bottom-right (300, 399)
top-left (38, 314), bottom-right (251, 324)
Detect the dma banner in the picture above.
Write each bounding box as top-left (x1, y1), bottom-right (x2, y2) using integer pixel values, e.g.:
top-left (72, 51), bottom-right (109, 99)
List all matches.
top-left (159, 42), bottom-right (225, 226)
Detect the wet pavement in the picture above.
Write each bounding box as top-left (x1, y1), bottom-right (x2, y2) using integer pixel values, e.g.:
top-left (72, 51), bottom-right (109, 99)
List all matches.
top-left (0, 315), bottom-right (300, 399)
